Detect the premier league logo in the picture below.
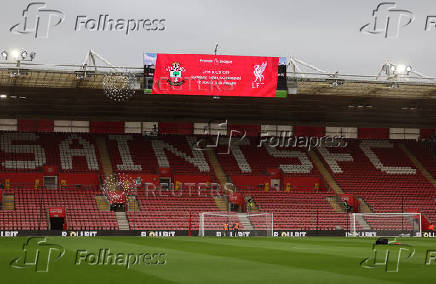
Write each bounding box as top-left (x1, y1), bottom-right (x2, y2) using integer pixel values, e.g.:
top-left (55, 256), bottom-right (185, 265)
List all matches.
top-left (166, 62), bottom-right (186, 86)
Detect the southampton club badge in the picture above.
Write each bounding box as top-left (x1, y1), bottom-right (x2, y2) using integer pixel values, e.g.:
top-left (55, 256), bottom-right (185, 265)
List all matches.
top-left (166, 62), bottom-right (186, 86)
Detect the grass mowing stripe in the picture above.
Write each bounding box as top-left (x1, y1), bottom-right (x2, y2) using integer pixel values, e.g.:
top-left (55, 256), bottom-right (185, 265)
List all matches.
top-left (0, 237), bottom-right (435, 284)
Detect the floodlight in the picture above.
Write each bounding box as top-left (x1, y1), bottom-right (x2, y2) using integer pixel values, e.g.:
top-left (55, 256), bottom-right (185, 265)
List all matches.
top-left (20, 50), bottom-right (28, 59)
top-left (396, 64), bottom-right (407, 74)
top-left (10, 49), bottom-right (20, 60)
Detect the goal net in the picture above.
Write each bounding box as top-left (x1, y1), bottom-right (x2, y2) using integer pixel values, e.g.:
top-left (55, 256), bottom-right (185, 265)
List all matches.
top-left (350, 213), bottom-right (422, 237)
top-left (199, 212), bottom-right (273, 237)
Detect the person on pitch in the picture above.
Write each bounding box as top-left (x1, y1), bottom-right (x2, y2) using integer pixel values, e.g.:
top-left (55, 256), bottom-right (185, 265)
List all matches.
top-left (224, 223), bottom-right (229, 237)
top-left (233, 222), bottom-right (239, 236)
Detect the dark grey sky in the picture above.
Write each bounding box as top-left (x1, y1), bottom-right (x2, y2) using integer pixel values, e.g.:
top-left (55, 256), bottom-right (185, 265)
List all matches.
top-left (0, 0), bottom-right (435, 76)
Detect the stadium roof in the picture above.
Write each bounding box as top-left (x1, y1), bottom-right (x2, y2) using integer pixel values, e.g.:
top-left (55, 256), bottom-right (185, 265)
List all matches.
top-left (1, 64), bottom-right (436, 128)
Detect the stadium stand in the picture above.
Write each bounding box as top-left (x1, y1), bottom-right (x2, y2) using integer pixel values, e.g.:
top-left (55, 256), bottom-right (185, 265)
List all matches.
top-left (317, 139), bottom-right (436, 229)
top-left (127, 190), bottom-right (221, 230)
top-left (0, 188), bottom-right (117, 230)
top-left (0, 130), bottom-right (435, 232)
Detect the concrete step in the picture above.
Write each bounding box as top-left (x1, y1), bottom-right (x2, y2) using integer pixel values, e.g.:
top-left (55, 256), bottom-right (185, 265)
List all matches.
top-left (2, 194), bottom-right (15, 210)
top-left (326, 196), bottom-right (345, 213)
top-left (206, 150), bottom-right (232, 191)
top-left (357, 197), bottom-right (372, 213)
top-left (355, 214), bottom-right (371, 231)
top-left (127, 196), bottom-right (140, 212)
top-left (95, 195), bottom-right (110, 211)
top-left (308, 150), bottom-right (344, 194)
top-left (213, 196), bottom-right (228, 211)
top-left (237, 213), bottom-right (254, 230)
top-left (399, 143), bottom-right (436, 187)
top-left (115, 211), bottom-right (130, 231)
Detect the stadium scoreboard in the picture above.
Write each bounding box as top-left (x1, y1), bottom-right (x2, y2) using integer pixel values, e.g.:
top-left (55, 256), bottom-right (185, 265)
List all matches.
top-left (144, 53), bottom-right (287, 98)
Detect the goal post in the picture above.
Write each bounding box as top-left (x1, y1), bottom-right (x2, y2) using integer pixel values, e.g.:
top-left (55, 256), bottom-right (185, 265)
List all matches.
top-left (199, 212), bottom-right (273, 237)
top-left (350, 213), bottom-right (422, 237)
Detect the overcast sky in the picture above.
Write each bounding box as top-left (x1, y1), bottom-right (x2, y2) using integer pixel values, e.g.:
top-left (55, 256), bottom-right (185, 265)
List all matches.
top-left (0, 0), bottom-right (435, 76)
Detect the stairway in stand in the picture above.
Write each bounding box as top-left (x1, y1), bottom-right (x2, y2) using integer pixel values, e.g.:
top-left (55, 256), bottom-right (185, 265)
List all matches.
top-left (237, 213), bottom-right (254, 230)
top-left (357, 197), bottom-right (372, 213)
top-left (213, 196), bottom-right (228, 211)
top-left (115, 211), bottom-right (130, 230)
top-left (310, 150), bottom-right (371, 230)
top-left (2, 194), bottom-right (15, 210)
top-left (354, 215), bottom-right (371, 230)
top-left (127, 195), bottom-right (140, 212)
top-left (95, 195), bottom-right (110, 211)
top-left (308, 150), bottom-right (344, 194)
top-left (399, 143), bottom-right (436, 187)
top-left (95, 136), bottom-right (117, 191)
top-left (206, 149), bottom-right (232, 191)
top-left (326, 196), bottom-right (345, 213)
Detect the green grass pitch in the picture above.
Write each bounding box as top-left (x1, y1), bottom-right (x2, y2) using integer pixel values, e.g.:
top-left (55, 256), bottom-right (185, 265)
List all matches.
top-left (1, 237), bottom-right (435, 284)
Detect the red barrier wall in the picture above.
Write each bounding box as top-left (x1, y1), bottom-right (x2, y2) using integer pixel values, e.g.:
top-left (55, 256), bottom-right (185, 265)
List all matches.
top-left (283, 176), bottom-right (323, 191)
top-left (0, 172), bottom-right (43, 184)
top-left (18, 119), bottom-right (54, 132)
top-left (90, 121), bottom-right (124, 134)
top-left (228, 124), bottom-right (261, 137)
top-left (420, 129), bottom-right (435, 139)
top-left (58, 173), bottom-right (99, 185)
top-left (231, 175), bottom-right (268, 188)
top-left (159, 122), bottom-right (193, 135)
top-left (358, 128), bottom-right (389, 139)
top-left (294, 126), bottom-right (325, 137)
top-left (173, 175), bottom-right (212, 184)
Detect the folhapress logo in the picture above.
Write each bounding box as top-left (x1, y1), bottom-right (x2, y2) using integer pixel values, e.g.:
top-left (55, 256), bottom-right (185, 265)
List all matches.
top-left (10, 2), bottom-right (65, 38)
top-left (9, 237), bottom-right (65, 272)
top-left (360, 239), bottom-right (415, 272)
top-left (360, 2), bottom-right (414, 38)
top-left (10, 2), bottom-right (167, 38)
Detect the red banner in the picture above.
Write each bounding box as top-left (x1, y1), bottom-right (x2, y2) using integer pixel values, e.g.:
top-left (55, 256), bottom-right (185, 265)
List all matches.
top-left (152, 54), bottom-right (279, 97)
top-left (48, 207), bottom-right (66, 218)
top-left (43, 165), bottom-right (58, 175)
